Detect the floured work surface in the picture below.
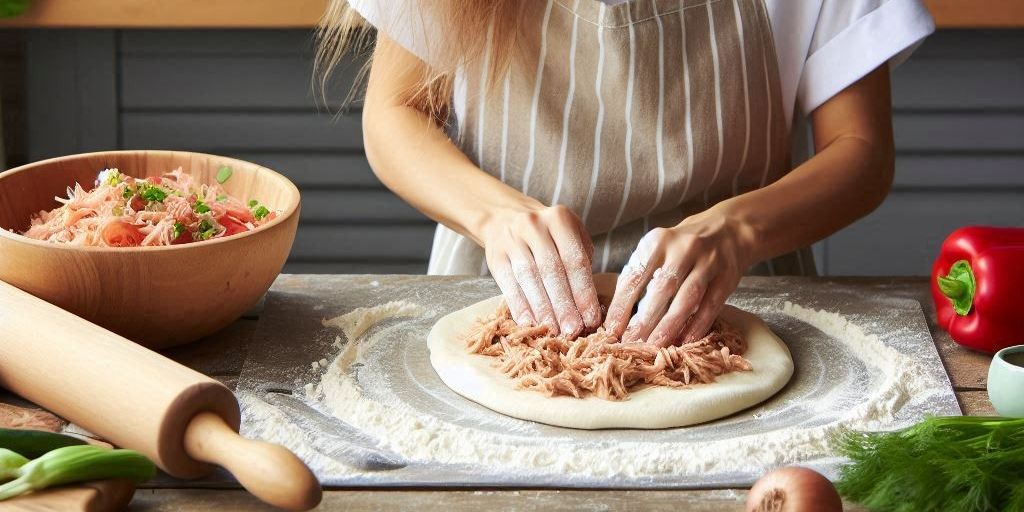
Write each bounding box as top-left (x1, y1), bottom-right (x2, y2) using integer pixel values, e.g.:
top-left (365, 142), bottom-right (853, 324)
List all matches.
top-left (237, 275), bottom-right (960, 488)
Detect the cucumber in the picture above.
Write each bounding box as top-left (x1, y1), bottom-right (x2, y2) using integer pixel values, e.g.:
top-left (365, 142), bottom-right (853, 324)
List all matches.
top-left (0, 428), bottom-right (88, 458)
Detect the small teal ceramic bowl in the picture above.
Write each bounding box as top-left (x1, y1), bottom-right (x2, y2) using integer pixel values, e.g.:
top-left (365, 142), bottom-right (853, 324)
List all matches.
top-left (988, 345), bottom-right (1024, 417)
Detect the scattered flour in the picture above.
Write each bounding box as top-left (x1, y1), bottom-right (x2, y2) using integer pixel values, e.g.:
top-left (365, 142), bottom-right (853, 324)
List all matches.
top-left (239, 392), bottom-right (351, 475)
top-left (322, 301), bottom-right (425, 342)
top-left (250, 299), bottom-right (941, 480)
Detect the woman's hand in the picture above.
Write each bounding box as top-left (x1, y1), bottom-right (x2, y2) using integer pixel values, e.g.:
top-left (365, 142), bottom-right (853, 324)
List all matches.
top-left (482, 203), bottom-right (602, 337)
top-left (604, 208), bottom-right (756, 347)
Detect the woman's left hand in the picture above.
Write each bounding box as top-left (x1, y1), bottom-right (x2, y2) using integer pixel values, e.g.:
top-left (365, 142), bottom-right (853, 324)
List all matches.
top-left (604, 208), bottom-right (756, 347)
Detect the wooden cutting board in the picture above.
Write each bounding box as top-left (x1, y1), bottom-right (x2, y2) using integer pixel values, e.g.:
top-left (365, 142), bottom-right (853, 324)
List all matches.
top-left (0, 402), bottom-right (137, 512)
top-left (1, 479), bottom-right (136, 512)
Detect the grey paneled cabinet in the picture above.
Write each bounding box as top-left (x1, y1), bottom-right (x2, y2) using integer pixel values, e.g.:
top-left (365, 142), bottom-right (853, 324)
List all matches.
top-left (19, 29), bottom-right (1024, 275)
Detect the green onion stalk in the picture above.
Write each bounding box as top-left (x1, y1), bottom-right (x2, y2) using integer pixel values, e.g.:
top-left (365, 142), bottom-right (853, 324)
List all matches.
top-left (0, 445), bottom-right (156, 501)
top-left (0, 449), bottom-right (28, 481)
top-left (836, 416), bottom-right (1024, 512)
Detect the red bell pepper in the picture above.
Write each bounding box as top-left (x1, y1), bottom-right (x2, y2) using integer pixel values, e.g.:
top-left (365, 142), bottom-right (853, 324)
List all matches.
top-left (931, 226), bottom-right (1024, 353)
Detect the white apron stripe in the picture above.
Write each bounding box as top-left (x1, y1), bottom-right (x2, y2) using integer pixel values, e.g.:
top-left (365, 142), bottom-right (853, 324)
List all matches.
top-left (581, 3), bottom-right (608, 224)
top-left (445, 233), bottom-right (466, 274)
top-left (730, 0), bottom-right (751, 196)
top-left (476, 22), bottom-right (494, 163)
top-left (520, 0), bottom-right (555, 196)
top-left (499, 71), bottom-right (511, 182)
top-left (428, 228), bottom-right (447, 274)
top-left (650, 0), bottom-right (667, 214)
top-left (552, 0), bottom-right (582, 205)
top-left (602, 2), bottom-right (637, 272)
top-left (702, 1), bottom-right (724, 206)
top-left (678, 0), bottom-right (694, 203)
top-left (429, 226), bottom-right (456, 275)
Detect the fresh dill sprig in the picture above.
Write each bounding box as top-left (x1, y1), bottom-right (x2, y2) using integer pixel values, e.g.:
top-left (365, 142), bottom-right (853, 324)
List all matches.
top-left (836, 416), bottom-right (1024, 512)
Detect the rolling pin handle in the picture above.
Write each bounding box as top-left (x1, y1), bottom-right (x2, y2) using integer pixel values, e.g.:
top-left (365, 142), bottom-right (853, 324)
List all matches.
top-left (183, 412), bottom-right (322, 511)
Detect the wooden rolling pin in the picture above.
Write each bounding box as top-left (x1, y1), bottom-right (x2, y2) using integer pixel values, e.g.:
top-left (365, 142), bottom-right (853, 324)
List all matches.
top-left (0, 280), bottom-right (322, 511)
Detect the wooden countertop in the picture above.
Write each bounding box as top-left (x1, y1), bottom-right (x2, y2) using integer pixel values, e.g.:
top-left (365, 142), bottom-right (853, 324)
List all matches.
top-left (0, 275), bottom-right (997, 511)
top-left (0, 0), bottom-right (1022, 29)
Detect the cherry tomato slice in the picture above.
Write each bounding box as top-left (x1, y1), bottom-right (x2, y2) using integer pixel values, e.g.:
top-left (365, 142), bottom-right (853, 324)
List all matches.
top-left (102, 221), bottom-right (146, 247)
top-left (220, 216), bottom-right (249, 237)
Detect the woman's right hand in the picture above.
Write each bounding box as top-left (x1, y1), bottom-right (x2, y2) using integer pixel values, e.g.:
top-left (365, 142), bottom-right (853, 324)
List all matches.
top-left (481, 203), bottom-right (601, 337)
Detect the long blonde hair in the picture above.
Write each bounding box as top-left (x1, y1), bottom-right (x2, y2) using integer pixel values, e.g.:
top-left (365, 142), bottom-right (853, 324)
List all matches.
top-left (315, 0), bottom-right (525, 123)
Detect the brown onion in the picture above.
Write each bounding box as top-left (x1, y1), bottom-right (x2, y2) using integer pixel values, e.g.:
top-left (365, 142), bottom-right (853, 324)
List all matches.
top-left (746, 466), bottom-right (843, 512)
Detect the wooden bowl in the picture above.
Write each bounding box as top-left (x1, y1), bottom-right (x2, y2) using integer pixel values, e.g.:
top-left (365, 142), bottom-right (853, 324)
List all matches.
top-left (0, 150), bottom-right (300, 349)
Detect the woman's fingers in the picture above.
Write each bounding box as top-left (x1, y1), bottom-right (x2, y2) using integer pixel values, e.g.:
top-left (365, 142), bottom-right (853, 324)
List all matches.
top-left (622, 267), bottom-right (683, 343)
top-left (605, 267), bottom-right (648, 337)
top-left (680, 279), bottom-right (731, 344)
top-left (510, 241), bottom-right (559, 334)
top-left (489, 255), bottom-right (536, 327)
top-left (483, 205), bottom-right (597, 336)
top-left (562, 257), bottom-right (601, 331)
top-left (604, 229), bottom-right (671, 337)
top-left (529, 233), bottom-right (584, 337)
top-left (549, 213), bottom-right (601, 330)
top-left (647, 272), bottom-right (709, 347)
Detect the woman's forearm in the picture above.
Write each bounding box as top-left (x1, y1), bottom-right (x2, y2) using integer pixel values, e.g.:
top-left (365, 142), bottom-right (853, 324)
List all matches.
top-left (715, 134), bottom-right (894, 264)
top-left (363, 36), bottom-right (601, 335)
top-left (362, 37), bottom-right (538, 246)
top-left (362, 103), bottom-right (538, 245)
top-left (711, 65), bottom-right (896, 265)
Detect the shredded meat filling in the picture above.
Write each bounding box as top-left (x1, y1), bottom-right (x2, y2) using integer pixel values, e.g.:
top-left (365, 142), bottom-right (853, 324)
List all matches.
top-left (465, 303), bottom-right (752, 401)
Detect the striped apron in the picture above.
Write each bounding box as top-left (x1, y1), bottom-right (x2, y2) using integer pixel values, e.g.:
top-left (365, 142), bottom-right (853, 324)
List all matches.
top-left (428, 0), bottom-right (815, 276)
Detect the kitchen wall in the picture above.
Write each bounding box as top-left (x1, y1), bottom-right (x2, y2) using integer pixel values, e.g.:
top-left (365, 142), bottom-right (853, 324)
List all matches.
top-left (6, 28), bottom-right (1024, 275)
top-left (0, 31), bottom-right (25, 168)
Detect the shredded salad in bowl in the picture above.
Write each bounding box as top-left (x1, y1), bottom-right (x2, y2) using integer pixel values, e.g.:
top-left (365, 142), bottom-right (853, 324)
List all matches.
top-left (20, 167), bottom-right (277, 247)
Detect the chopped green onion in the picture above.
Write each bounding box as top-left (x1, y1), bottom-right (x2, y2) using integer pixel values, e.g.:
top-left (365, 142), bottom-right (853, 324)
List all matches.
top-left (193, 199), bottom-right (211, 214)
top-left (122, 186), bottom-right (134, 200)
top-left (100, 169), bottom-right (122, 187)
top-left (216, 166), bottom-right (233, 184)
top-left (216, 194), bottom-right (228, 203)
top-left (138, 184), bottom-right (168, 203)
top-left (248, 199), bottom-right (270, 221)
top-left (195, 219), bottom-right (217, 241)
top-left (252, 206), bottom-right (270, 221)
top-left (172, 222), bottom-right (186, 239)
top-left (0, 445), bottom-right (155, 501)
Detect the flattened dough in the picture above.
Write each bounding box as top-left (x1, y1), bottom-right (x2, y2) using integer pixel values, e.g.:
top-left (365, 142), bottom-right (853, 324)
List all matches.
top-left (428, 275), bottom-right (794, 429)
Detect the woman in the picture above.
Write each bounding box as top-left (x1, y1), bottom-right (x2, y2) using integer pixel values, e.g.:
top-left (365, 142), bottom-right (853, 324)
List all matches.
top-left (317, 0), bottom-right (933, 344)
